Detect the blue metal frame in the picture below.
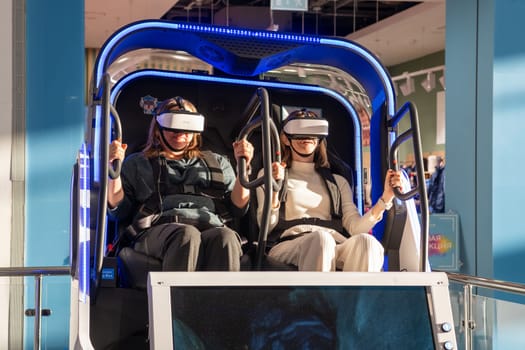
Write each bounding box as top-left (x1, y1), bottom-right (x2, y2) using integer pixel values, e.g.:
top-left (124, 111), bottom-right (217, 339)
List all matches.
top-left (92, 21), bottom-right (395, 108)
top-left (86, 20), bottom-right (399, 276)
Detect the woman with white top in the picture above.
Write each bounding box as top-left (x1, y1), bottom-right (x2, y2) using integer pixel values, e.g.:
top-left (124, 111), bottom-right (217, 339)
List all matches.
top-left (255, 109), bottom-right (403, 271)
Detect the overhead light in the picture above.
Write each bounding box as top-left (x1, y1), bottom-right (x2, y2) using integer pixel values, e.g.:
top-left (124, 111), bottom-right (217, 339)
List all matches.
top-left (421, 72), bottom-right (436, 93)
top-left (391, 65), bottom-right (445, 96)
top-left (399, 75), bottom-right (415, 96)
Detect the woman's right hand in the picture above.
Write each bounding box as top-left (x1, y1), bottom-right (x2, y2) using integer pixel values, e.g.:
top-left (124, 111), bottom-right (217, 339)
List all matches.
top-left (109, 139), bottom-right (127, 164)
top-left (272, 161), bottom-right (286, 181)
top-left (270, 161), bottom-right (286, 209)
top-left (107, 140), bottom-right (127, 207)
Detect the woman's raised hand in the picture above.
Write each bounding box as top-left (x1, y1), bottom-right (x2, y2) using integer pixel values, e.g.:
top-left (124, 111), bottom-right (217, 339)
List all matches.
top-left (109, 140), bottom-right (127, 163)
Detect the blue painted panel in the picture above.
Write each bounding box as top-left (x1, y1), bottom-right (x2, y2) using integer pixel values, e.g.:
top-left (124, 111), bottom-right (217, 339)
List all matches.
top-left (25, 0), bottom-right (84, 348)
top-left (492, 0), bottom-right (525, 287)
top-left (476, 0), bottom-right (495, 280)
top-left (445, 0), bottom-right (479, 276)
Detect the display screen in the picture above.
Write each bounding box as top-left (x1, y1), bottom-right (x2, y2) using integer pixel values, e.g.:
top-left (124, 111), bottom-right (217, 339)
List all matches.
top-left (169, 285), bottom-right (435, 349)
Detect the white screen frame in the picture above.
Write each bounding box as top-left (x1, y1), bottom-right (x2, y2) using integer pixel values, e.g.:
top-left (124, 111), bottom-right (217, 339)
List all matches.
top-left (147, 272), bottom-right (457, 349)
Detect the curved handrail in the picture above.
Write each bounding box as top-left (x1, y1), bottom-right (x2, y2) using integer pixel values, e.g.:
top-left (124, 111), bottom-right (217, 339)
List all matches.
top-left (236, 87), bottom-right (282, 269)
top-left (387, 101), bottom-right (429, 272)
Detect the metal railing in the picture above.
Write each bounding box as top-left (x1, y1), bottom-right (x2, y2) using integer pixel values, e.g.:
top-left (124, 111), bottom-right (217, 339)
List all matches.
top-left (0, 266), bottom-right (71, 350)
top-left (2, 266), bottom-right (524, 350)
top-left (445, 271), bottom-right (525, 350)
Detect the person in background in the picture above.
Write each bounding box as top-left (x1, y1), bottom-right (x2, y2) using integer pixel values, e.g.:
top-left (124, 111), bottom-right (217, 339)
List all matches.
top-left (108, 96), bottom-right (254, 272)
top-left (428, 156), bottom-right (445, 213)
top-left (254, 109), bottom-right (403, 271)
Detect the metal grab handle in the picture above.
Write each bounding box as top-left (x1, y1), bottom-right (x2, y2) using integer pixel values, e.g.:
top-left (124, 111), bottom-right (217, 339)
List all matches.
top-left (389, 130), bottom-right (419, 200)
top-left (107, 104), bottom-right (122, 179)
top-left (94, 73), bottom-right (121, 296)
top-left (237, 121), bottom-right (282, 191)
top-left (387, 101), bottom-right (429, 272)
top-left (236, 87), bottom-right (282, 269)
top-left (388, 102), bottom-right (428, 204)
top-left (101, 74), bottom-right (122, 179)
top-left (236, 88), bottom-right (282, 191)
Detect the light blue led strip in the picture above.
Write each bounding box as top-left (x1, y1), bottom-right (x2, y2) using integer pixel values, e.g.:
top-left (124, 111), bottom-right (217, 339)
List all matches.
top-left (93, 105), bottom-right (101, 183)
top-left (95, 21), bottom-right (321, 88)
top-left (79, 143), bottom-right (90, 303)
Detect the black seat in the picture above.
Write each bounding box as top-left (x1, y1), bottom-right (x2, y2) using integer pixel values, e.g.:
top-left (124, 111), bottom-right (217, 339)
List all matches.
top-left (117, 247), bottom-right (162, 290)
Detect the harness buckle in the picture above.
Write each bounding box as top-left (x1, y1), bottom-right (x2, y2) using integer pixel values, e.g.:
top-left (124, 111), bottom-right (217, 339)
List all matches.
top-left (182, 184), bottom-right (197, 193)
top-left (138, 204), bottom-right (156, 216)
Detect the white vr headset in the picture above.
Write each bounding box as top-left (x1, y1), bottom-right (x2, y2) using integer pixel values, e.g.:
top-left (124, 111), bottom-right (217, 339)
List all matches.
top-left (283, 117), bottom-right (329, 138)
top-left (156, 112), bottom-right (205, 133)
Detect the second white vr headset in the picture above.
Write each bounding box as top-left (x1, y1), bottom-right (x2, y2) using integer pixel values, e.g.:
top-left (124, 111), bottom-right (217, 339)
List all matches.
top-left (156, 111), bottom-right (205, 133)
top-left (283, 117), bottom-right (329, 138)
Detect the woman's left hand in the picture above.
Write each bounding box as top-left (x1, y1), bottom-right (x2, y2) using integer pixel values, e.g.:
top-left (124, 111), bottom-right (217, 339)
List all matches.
top-left (382, 169), bottom-right (403, 202)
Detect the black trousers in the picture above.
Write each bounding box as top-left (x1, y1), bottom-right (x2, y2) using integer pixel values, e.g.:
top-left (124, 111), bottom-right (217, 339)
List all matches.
top-left (133, 223), bottom-right (242, 271)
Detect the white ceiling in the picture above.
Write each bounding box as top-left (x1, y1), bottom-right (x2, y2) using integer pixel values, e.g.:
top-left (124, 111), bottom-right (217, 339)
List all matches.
top-left (347, 0), bottom-right (445, 66)
top-left (85, 0), bottom-right (445, 67)
top-left (85, 0), bottom-right (178, 48)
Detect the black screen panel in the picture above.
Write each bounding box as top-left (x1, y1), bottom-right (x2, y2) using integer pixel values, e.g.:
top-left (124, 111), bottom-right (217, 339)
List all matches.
top-left (170, 285), bottom-right (434, 349)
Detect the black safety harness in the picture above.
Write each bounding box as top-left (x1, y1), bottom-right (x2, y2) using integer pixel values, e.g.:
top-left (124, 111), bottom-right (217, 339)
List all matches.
top-left (124, 150), bottom-right (232, 238)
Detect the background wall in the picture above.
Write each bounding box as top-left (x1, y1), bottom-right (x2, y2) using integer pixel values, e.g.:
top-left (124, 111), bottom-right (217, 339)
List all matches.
top-left (492, 0), bottom-right (525, 287)
top-left (388, 51), bottom-right (446, 167)
top-left (24, 0), bottom-right (85, 348)
top-left (445, 0), bottom-right (525, 293)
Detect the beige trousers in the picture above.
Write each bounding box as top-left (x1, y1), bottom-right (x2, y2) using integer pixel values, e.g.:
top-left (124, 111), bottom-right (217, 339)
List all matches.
top-left (268, 231), bottom-right (384, 272)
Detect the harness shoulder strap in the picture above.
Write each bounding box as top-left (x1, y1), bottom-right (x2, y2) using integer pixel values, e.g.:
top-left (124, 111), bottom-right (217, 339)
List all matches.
top-left (123, 157), bottom-right (165, 237)
top-left (317, 167), bottom-right (342, 218)
top-left (278, 169), bottom-right (289, 204)
top-left (144, 156), bottom-right (166, 213)
top-left (200, 150), bottom-right (226, 190)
